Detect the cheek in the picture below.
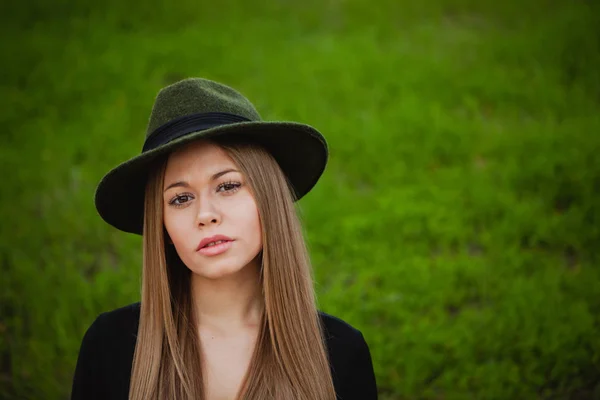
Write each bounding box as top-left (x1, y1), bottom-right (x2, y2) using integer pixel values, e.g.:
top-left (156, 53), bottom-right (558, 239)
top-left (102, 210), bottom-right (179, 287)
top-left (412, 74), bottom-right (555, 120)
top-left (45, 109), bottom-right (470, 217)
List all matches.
top-left (233, 197), bottom-right (262, 240)
top-left (248, 210), bottom-right (262, 243)
top-left (163, 209), bottom-right (191, 243)
top-left (163, 210), bottom-right (175, 234)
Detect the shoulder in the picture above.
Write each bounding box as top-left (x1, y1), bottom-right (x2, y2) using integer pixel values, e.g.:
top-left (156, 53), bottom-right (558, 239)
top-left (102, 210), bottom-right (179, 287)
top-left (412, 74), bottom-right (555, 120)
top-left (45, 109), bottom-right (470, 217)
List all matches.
top-left (317, 311), bottom-right (378, 399)
top-left (82, 303), bottom-right (140, 368)
top-left (82, 302), bottom-right (141, 352)
top-left (318, 310), bottom-right (363, 341)
top-left (317, 310), bottom-right (370, 359)
top-left (72, 303), bottom-right (141, 399)
top-left (90, 302), bottom-right (141, 332)
top-left (98, 302), bottom-right (141, 326)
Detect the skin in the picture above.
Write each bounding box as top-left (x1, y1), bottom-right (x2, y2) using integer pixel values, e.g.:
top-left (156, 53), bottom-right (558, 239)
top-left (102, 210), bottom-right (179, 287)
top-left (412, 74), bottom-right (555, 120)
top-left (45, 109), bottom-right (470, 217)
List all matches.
top-left (162, 139), bottom-right (264, 335)
top-left (163, 140), bottom-right (264, 398)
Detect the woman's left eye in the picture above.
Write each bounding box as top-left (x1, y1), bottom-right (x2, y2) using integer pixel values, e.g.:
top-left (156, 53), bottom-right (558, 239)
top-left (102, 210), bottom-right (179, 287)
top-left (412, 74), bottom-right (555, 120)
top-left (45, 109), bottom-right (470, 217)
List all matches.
top-left (217, 181), bottom-right (242, 193)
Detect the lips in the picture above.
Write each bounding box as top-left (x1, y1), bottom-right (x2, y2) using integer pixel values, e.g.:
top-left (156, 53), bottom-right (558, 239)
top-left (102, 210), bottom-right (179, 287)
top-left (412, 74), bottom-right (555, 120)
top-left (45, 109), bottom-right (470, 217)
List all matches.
top-left (196, 234), bottom-right (234, 251)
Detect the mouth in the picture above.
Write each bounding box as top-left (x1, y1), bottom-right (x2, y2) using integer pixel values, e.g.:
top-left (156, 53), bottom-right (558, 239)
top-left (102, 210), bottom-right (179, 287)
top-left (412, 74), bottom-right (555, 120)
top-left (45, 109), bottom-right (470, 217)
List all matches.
top-left (196, 235), bottom-right (235, 252)
top-left (202, 239), bottom-right (231, 248)
top-left (197, 239), bottom-right (234, 256)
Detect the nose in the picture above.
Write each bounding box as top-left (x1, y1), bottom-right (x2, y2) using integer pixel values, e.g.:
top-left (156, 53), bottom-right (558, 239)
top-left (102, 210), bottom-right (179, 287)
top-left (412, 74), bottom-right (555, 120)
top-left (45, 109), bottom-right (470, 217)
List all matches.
top-left (195, 197), bottom-right (221, 227)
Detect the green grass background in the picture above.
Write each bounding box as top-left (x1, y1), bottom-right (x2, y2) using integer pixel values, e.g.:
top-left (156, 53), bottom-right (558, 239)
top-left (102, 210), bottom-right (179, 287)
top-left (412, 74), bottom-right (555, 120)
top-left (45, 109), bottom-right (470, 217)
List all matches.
top-left (1, 0), bottom-right (599, 398)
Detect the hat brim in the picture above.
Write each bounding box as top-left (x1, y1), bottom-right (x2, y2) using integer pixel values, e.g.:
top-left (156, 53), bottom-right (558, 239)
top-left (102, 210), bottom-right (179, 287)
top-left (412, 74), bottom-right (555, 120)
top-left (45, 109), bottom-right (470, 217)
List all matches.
top-left (94, 121), bottom-right (328, 235)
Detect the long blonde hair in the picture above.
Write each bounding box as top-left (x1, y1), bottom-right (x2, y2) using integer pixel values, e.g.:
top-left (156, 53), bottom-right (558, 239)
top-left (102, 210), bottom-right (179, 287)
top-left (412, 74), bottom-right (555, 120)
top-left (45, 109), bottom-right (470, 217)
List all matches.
top-left (128, 138), bottom-right (336, 400)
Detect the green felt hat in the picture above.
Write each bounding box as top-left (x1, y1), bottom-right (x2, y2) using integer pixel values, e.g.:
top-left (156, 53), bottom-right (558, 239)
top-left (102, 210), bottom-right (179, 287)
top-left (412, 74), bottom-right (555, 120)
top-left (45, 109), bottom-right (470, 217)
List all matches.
top-left (94, 77), bottom-right (328, 235)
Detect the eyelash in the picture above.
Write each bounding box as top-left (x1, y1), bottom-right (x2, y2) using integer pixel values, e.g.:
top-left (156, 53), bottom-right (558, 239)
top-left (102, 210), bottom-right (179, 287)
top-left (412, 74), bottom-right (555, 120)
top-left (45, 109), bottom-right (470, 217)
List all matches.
top-left (168, 181), bottom-right (242, 208)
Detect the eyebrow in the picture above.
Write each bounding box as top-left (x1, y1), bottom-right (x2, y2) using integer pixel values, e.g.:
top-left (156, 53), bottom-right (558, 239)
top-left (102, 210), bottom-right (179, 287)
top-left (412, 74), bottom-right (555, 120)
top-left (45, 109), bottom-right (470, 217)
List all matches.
top-left (163, 168), bottom-right (239, 192)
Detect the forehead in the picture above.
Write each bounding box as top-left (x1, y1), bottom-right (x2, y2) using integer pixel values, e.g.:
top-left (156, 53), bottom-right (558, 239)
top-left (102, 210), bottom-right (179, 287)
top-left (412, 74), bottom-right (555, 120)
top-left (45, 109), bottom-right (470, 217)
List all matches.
top-left (164, 140), bottom-right (236, 177)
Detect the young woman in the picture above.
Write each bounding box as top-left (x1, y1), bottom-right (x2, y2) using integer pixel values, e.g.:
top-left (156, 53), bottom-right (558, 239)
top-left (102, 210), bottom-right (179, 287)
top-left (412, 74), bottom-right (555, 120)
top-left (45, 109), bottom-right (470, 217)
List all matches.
top-left (71, 77), bottom-right (378, 400)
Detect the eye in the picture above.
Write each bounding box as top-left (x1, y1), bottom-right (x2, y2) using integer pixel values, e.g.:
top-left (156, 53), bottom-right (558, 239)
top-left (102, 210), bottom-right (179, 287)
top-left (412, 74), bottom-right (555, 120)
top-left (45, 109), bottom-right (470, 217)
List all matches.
top-left (168, 193), bottom-right (193, 207)
top-left (217, 181), bottom-right (242, 193)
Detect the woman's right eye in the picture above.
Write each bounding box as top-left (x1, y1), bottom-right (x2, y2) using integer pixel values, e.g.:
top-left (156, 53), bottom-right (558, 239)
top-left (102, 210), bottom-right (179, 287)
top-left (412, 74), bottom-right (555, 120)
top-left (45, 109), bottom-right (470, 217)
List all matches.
top-left (169, 194), bottom-right (193, 207)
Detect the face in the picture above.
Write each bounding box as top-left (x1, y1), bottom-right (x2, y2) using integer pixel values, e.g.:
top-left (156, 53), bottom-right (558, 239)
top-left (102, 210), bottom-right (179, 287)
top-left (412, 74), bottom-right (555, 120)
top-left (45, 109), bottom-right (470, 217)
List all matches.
top-left (162, 140), bottom-right (262, 280)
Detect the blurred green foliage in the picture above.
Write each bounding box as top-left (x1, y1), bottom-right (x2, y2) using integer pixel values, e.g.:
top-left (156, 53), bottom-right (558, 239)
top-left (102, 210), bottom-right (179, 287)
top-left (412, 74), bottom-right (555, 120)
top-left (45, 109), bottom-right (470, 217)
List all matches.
top-left (1, 0), bottom-right (599, 398)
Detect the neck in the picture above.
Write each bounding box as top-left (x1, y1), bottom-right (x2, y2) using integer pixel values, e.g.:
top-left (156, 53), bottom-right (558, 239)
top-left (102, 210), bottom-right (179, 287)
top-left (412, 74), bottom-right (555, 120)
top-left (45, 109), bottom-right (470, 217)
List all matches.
top-left (191, 257), bottom-right (264, 336)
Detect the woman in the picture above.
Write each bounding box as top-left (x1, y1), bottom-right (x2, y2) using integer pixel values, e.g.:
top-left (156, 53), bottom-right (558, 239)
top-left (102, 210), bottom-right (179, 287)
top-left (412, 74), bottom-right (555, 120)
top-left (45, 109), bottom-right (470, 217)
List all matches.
top-left (71, 77), bottom-right (378, 400)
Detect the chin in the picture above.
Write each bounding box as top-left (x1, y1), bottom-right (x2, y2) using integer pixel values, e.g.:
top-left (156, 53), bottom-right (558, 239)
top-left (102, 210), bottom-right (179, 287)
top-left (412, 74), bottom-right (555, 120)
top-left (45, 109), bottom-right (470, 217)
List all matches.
top-left (189, 260), bottom-right (247, 280)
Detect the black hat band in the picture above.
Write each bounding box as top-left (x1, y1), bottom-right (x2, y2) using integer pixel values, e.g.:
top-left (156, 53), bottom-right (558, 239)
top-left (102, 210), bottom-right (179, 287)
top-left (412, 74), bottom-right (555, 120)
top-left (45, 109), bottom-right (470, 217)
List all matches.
top-left (142, 112), bottom-right (251, 152)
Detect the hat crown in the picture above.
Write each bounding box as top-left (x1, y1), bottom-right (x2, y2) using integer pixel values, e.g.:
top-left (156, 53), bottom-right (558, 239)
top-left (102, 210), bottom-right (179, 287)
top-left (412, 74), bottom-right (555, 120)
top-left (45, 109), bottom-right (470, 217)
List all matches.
top-left (146, 78), bottom-right (262, 137)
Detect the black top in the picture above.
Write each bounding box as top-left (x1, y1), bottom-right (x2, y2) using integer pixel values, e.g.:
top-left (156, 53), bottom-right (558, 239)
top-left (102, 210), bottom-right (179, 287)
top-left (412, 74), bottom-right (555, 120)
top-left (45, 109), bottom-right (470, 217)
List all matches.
top-left (71, 302), bottom-right (378, 400)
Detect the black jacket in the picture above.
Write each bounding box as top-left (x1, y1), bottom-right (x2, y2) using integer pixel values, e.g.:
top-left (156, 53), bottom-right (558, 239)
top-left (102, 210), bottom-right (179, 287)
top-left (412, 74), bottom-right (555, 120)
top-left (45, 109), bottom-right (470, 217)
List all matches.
top-left (71, 302), bottom-right (378, 400)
